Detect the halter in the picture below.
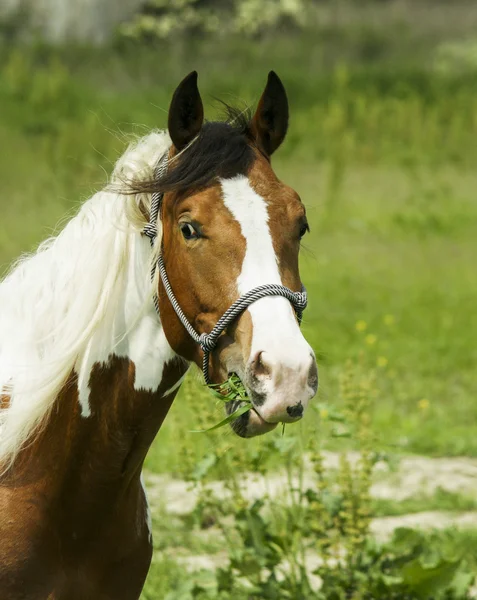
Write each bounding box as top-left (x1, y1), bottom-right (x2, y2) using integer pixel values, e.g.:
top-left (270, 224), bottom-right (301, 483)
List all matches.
top-left (142, 153), bottom-right (308, 384)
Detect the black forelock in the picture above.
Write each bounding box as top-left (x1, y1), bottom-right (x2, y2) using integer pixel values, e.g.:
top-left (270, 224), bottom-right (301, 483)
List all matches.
top-left (130, 104), bottom-right (256, 200)
top-left (161, 120), bottom-right (254, 192)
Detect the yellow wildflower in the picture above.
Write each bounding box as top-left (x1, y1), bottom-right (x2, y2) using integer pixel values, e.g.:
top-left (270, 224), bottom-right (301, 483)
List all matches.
top-left (418, 398), bottom-right (430, 411)
top-left (377, 356), bottom-right (388, 368)
top-left (319, 408), bottom-right (329, 420)
top-left (384, 314), bottom-right (395, 326)
top-left (355, 320), bottom-right (367, 332)
top-left (365, 334), bottom-right (377, 345)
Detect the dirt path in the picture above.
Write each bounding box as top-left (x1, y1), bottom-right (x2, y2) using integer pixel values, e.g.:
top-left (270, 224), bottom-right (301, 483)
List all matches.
top-left (145, 451), bottom-right (477, 519)
top-left (369, 454), bottom-right (477, 501)
top-left (371, 511), bottom-right (477, 541)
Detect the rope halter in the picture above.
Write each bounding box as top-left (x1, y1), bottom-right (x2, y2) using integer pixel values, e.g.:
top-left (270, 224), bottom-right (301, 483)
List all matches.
top-left (143, 153), bottom-right (308, 384)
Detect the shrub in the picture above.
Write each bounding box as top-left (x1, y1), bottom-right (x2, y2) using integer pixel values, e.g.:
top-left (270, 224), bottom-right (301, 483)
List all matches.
top-left (118, 0), bottom-right (313, 41)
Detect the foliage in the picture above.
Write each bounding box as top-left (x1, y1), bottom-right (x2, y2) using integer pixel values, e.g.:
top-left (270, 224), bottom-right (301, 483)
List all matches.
top-left (148, 363), bottom-right (475, 599)
top-left (119, 0), bottom-right (313, 41)
top-left (434, 39), bottom-right (477, 76)
top-left (207, 373), bottom-right (249, 405)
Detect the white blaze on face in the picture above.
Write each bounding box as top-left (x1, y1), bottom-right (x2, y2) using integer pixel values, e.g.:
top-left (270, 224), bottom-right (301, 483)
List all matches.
top-left (220, 175), bottom-right (301, 354)
top-left (220, 175), bottom-right (316, 422)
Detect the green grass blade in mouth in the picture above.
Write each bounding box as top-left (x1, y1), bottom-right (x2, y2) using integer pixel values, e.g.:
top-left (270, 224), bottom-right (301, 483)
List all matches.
top-left (191, 373), bottom-right (251, 432)
top-left (206, 373), bottom-right (249, 402)
top-left (190, 402), bottom-right (252, 433)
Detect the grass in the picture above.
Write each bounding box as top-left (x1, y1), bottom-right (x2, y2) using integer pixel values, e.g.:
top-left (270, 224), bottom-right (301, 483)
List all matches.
top-left (197, 374), bottom-right (252, 433)
top-left (372, 490), bottom-right (477, 519)
top-left (141, 528), bottom-right (477, 599)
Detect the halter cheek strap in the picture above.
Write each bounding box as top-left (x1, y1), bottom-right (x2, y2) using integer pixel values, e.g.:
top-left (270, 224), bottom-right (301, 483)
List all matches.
top-left (143, 153), bottom-right (308, 384)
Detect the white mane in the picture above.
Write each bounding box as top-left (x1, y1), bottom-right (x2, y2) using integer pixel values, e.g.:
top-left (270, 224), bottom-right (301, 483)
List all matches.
top-left (0, 130), bottom-right (171, 467)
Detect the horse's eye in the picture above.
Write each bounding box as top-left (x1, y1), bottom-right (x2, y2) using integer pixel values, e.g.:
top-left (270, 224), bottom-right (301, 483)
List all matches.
top-left (180, 223), bottom-right (199, 240)
top-left (299, 222), bottom-right (309, 239)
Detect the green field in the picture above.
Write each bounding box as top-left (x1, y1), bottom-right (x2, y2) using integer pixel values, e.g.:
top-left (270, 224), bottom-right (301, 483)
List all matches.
top-left (1, 10), bottom-right (477, 596)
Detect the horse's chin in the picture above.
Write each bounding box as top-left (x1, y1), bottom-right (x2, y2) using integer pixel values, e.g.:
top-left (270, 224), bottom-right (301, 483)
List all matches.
top-left (228, 402), bottom-right (278, 438)
top-left (245, 409), bottom-right (278, 437)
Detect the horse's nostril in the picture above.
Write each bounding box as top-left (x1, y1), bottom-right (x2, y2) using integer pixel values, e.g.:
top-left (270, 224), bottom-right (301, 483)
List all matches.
top-left (250, 351), bottom-right (271, 378)
top-left (286, 402), bottom-right (304, 419)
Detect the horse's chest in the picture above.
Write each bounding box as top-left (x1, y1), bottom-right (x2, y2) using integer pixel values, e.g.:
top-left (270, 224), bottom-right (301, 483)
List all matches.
top-left (0, 356), bottom-right (189, 599)
top-left (51, 532), bottom-right (153, 600)
top-left (0, 480), bottom-right (152, 600)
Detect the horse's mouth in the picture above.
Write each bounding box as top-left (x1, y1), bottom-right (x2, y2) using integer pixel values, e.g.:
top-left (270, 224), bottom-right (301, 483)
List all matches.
top-left (247, 407), bottom-right (279, 436)
top-left (220, 371), bottom-right (307, 438)
top-left (226, 400), bottom-right (278, 438)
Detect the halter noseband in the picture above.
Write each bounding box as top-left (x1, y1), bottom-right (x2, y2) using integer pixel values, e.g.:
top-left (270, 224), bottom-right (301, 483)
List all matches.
top-left (143, 153), bottom-right (308, 384)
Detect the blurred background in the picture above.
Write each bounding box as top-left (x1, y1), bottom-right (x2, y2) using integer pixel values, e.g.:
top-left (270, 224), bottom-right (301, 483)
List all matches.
top-left (1, 1), bottom-right (477, 598)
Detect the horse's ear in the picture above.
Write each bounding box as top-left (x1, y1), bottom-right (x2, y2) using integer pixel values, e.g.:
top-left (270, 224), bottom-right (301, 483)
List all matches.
top-left (250, 71), bottom-right (289, 157)
top-left (168, 71), bottom-right (204, 151)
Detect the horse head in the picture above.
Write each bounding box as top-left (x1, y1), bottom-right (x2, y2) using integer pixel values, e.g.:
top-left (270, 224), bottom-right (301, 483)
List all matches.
top-left (146, 71), bottom-right (318, 437)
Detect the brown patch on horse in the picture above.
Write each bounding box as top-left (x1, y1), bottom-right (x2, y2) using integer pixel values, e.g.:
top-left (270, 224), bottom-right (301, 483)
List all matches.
top-left (0, 393), bottom-right (10, 410)
top-left (0, 355), bottom-right (187, 599)
top-left (158, 181), bottom-right (249, 382)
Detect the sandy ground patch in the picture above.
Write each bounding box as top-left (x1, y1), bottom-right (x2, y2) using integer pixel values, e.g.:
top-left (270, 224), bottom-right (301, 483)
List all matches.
top-left (144, 451), bottom-right (477, 517)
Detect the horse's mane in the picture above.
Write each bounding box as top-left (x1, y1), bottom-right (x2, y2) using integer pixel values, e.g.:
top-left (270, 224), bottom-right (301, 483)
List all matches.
top-left (0, 131), bottom-right (170, 467)
top-left (0, 105), bottom-right (256, 468)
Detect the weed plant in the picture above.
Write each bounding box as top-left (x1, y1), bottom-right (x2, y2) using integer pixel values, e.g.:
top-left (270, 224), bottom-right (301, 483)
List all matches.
top-left (143, 361), bottom-right (475, 599)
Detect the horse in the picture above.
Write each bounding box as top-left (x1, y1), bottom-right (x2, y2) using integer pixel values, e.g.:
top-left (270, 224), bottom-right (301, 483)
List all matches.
top-left (0, 71), bottom-right (318, 599)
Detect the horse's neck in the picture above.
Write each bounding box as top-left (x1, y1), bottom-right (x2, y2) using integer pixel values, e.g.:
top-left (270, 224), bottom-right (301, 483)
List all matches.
top-left (12, 232), bottom-right (189, 495)
top-left (75, 232), bottom-right (182, 417)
